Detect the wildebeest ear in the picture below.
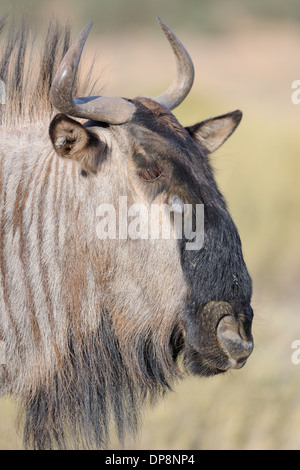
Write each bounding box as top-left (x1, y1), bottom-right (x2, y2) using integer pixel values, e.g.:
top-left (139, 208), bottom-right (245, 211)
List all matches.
top-left (186, 110), bottom-right (242, 154)
top-left (49, 113), bottom-right (106, 173)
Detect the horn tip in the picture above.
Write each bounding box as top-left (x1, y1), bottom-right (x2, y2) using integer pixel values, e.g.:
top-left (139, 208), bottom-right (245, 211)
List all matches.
top-left (156, 17), bottom-right (174, 42)
top-left (84, 20), bottom-right (93, 34)
top-left (156, 17), bottom-right (168, 30)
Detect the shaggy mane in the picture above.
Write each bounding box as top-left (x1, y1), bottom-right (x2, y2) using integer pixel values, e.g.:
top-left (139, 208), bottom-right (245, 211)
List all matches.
top-left (0, 18), bottom-right (184, 450)
top-left (0, 16), bottom-right (98, 127)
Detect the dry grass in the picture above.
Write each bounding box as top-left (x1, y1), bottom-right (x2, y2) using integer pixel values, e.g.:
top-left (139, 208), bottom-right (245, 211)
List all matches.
top-left (121, 302), bottom-right (300, 450)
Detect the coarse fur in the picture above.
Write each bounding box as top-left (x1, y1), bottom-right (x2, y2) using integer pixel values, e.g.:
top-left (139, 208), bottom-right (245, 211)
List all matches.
top-left (0, 17), bottom-right (97, 126)
top-left (0, 19), bottom-right (187, 449)
top-left (0, 19), bottom-right (253, 449)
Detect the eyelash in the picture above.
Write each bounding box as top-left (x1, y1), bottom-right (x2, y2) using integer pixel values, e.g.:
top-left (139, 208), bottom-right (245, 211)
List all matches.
top-left (138, 166), bottom-right (162, 182)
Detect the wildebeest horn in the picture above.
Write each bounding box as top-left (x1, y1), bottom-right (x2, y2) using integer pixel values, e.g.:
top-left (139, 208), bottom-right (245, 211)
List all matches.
top-left (154, 17), bottom-right (194, 111)
top-left (50, 21), bottom-right (136, 124)
top-left (50, 18), bottom-right (194, 123)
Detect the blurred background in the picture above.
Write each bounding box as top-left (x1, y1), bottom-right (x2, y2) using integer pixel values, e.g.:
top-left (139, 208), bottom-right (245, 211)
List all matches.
top-left (0, 0), bottom-right (300, 450)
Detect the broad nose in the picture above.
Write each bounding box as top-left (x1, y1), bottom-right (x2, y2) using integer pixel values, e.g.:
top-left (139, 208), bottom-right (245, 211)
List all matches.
top-left (217, 308), bottom-right (253, 369)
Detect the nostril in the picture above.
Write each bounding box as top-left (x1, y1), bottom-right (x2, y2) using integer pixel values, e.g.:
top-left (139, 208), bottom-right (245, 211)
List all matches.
top-left (241, 339), bottom-right (254, 357)
top-left (237, 357), bottom-right (246, 365)
top-left (217, 314), bottom-right (254, 363)
top-left (231, 358), bottom-right (247, 370)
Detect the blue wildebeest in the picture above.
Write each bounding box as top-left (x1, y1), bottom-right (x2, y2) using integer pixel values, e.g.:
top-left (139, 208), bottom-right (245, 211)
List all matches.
top-left (0, 17), bottom-right (253, 449)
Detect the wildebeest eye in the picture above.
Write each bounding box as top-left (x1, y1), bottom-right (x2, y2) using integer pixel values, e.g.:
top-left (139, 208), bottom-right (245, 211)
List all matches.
top-left (138, 165), bottom-right (162, 181)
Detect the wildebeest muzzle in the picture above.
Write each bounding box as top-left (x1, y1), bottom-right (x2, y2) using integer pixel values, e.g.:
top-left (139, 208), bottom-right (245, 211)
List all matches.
top-left (183, 301), bottom-right (254, 376)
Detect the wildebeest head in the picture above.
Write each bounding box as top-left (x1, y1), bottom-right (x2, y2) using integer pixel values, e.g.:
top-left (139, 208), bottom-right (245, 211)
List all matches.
top-left (49, 19), bottom-right (253, 380)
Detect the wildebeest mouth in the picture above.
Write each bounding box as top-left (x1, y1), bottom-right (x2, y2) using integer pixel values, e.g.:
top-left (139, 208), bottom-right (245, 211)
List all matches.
top-left (181, 301), bottom-right (254, 376)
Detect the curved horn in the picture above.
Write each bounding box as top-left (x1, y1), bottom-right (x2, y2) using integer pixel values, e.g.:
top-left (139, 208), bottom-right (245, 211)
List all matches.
top-left (153, 17), bottom-right (194, 111)
top-left (50, 21), bottom-right (135, 124)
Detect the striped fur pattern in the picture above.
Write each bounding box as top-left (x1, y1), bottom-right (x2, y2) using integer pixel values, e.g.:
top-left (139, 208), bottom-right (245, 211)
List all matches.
top-left (0, 20), bottom-right (188, 448)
